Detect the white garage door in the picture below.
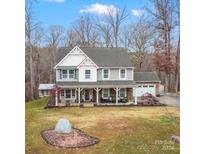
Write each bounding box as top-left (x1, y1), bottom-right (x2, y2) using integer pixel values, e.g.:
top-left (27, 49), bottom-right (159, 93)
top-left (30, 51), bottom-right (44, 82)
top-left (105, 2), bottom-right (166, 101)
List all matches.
top-left (135, 84), bottom-right (156, 96)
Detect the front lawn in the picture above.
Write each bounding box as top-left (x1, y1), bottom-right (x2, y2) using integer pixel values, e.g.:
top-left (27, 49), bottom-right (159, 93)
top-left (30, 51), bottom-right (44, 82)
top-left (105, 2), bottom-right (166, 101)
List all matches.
top-left (26, 97), bottom-right (180, 154)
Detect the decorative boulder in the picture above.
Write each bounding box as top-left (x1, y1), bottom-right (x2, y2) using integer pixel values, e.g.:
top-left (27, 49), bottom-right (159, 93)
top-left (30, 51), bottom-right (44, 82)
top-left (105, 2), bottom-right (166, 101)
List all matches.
top-left (41, 118), bottom-right (100, 148)
top-left (54, 118), bottom-right (72, 133)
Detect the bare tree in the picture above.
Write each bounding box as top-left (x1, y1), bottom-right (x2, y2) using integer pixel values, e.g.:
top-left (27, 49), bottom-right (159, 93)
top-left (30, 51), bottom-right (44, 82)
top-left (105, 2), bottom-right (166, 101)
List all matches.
top-left (147, 0), bottom-right (176, 92)
top-left (120, 25), bottom-right (132, 49)
top-left (66, 30), bottom-right (79, 47)
top-left (45, 25), bottom-right (65, 82)
top-left (130, 18), bottom-right (154, 69)
top-left (96, 21), bottom-right (113, 48)
top-left (25, 1), bottom-right (38, 100)
top-left (72, 15), bottom-right (99, 47)
top-left (106, 6), bottom-right (128, 47)
top-left (32, 26), bottom-right (44, 94)
top-left (175, 0), bottom-right (180, 93)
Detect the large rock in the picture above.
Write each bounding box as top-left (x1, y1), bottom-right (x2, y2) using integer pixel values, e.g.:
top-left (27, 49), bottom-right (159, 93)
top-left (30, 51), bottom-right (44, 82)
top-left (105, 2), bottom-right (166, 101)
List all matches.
top-left (55, 118), bottom-right (72, 133)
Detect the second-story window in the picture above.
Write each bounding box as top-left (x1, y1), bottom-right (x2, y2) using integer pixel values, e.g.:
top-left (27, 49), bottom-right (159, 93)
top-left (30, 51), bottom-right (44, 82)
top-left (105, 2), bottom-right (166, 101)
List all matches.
top-left (120, 69), bottom-right (126, 79)
top-left (85, 70), bottom-right (91, 79)
top-left (69, 69), bottom-right (75, 79)
top-left (62, 70), bottom-right (67, 79)
top-left (103, 69), bottom-right (109, 79)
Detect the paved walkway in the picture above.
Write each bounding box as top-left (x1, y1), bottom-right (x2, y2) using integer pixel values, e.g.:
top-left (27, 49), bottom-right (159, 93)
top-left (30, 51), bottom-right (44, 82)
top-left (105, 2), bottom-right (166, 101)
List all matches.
top-left (159, 93), bottom-right (180, 107)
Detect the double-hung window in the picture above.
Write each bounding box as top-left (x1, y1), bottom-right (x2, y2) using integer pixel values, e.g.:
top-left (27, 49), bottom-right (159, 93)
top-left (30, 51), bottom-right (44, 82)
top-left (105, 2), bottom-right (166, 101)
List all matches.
top-left (69, 69), bottom-right (75, 79)
top-left (102, 89), bottom-right (110, 98)
top-left (85, 70), bottom-right (91, 79)
top-left (65, 89), bottom-right (76, 99)
top-left (62, 70), bottom-right (68, 79)
top-left (103, 69), bottom-right (109, 79)
top-left (120, 69), bottom-right (126, 79)
top-left (119, 88), bottom-right (126, 98)
top-left (65, 89), bottom-right (71, 99)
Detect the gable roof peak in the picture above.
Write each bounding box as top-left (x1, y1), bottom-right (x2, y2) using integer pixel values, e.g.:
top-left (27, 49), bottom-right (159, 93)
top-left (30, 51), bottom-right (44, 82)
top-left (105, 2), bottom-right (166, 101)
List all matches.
top-left (56, 47), bottom-right (134, 67)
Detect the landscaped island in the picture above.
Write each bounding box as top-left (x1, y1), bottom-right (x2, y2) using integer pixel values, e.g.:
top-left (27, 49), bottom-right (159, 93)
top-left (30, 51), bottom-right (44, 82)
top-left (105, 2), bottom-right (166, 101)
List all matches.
top-left (26, 97), bottom-right (180, 154)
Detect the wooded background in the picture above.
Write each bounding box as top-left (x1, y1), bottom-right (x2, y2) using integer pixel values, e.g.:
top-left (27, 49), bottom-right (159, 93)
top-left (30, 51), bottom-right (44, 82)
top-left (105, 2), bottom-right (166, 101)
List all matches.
top-left (25, 0), bottom-right (180, 101)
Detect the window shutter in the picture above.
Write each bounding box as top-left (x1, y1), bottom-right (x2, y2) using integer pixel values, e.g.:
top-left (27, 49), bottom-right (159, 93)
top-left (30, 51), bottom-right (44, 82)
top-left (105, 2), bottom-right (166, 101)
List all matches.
top-left (75, 70), bottom-right (77, 79)
top-left (59, 69), bottom-right (62, 79)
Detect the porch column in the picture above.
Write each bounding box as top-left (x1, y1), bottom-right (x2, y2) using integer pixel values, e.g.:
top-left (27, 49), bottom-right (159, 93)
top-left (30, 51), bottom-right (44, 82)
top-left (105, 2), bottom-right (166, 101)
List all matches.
top-left (75, 88), bottom-right (77, 103)
top-left (115, 88), bottom-right (119, 104)
top-left (78, 88), bottom-right (80, 104)
top-left (55, 90), bottom-right (58, 106)
top-left (96, 88), bottom-right (99, 105)
top-left (94, 88), bottom-right (101, 105)
top-left (134, 88), bottom-right (137, 105)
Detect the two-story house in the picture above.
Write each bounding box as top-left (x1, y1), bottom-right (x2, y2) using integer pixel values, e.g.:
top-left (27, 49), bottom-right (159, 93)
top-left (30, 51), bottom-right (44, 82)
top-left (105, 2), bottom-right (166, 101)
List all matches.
top-left (54, 46), bottom-right (137, 105)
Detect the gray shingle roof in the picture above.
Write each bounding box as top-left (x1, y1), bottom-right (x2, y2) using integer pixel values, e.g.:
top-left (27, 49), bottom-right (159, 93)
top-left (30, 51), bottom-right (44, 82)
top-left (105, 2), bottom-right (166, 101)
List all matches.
top-left (56, 81), bottom-right (136, 88)
top-left (56, 47), bottom-right (133, 67)
top-left (134, 72), bottom-right (161, 83)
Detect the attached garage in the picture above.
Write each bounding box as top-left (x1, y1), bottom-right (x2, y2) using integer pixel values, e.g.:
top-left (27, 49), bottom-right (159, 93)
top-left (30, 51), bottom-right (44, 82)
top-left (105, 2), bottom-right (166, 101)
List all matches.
top-left (133, 72), bottom-right (161, 97)
top-left (135, 84), bottom-right (156, 96)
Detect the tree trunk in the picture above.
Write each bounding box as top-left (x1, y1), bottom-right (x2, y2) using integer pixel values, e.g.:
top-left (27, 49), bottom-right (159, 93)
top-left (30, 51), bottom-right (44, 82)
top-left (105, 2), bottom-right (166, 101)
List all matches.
top-left (175, 72), bottom-right (179, 93)
top-left (29, 40), bottom-right (34, 100)
top-left (168, 73), bottom-right (171, 91)
top-left (50, 65), bottom-right (53, 83)
top-left (175, 38), bottom-right (180, 93)
top-left (115, 35), bottom-right (118, 47)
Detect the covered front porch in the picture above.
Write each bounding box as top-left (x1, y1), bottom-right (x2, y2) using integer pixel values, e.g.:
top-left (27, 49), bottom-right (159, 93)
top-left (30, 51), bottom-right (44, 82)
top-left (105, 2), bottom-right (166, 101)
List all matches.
top-left (55, 81), bottom-right (137, 106)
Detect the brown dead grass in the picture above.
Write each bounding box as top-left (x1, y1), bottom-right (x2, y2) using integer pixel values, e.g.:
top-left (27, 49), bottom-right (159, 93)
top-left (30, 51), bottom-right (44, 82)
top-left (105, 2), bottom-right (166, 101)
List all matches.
top-left (26, 98), bottom-right (180, 154)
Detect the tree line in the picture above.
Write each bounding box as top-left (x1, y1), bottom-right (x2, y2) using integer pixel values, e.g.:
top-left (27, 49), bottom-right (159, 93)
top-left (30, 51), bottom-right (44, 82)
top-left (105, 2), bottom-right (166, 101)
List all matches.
top-left (25, 0), bottom-right (180, 101)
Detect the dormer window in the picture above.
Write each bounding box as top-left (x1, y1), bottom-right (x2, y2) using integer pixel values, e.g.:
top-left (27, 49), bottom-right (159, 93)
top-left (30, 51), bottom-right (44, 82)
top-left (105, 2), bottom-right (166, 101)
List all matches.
top-left (102, 69), bottom-right (110, 79)
top-left (120, 69), bottom-right (126, 79)
top-left (85, 70), bottom-right (91, 79)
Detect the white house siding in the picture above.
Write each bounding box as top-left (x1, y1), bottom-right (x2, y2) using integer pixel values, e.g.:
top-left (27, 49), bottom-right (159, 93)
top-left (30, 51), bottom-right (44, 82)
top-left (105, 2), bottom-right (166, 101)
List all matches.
top-left (127, 68), bottom-right (133, 80)
top-left (97, 68), bottom-right (133, 80)
top-left (77, 57), bottom-right (98, 82)
top-left (110, 68), bottom-right (119, 80)
top-left (78, 66), bottom-right (97, 82)
top-left (58, 54), bottom-right (86, 67)
top-left (56, 69), bottom-right (61, 81)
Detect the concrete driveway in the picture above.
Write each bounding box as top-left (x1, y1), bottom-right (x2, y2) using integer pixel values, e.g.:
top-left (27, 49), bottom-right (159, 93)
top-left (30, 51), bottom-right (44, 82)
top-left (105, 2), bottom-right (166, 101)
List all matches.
top-left (158, 93), bottom-right (180, 107)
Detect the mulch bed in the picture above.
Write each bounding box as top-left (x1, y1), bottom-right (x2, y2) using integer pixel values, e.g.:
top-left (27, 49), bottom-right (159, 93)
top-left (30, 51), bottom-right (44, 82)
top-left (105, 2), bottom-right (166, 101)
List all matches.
top-left (41, 128), bottom-right (100, 148)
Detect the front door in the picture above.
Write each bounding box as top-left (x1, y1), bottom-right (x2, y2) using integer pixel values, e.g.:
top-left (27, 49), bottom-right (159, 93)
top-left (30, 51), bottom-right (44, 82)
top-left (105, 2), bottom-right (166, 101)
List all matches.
top-left (84, 89), bottom-right (90, 101)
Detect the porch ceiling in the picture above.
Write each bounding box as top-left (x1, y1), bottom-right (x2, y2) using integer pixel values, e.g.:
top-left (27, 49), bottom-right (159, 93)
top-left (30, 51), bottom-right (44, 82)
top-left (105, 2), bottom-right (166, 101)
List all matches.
top-left (56, 81), bottom-right (136, 88)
